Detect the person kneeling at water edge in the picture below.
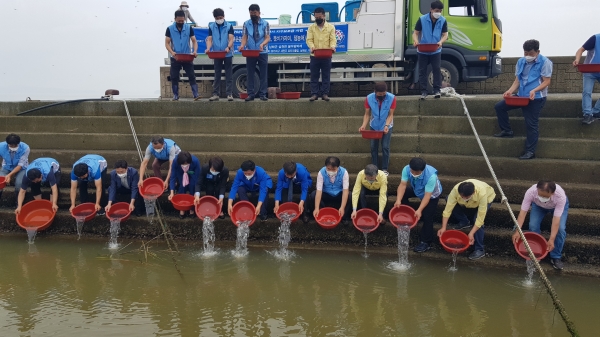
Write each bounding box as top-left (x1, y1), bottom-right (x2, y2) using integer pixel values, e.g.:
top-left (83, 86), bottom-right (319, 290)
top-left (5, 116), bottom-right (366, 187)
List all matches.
top-left (394, 157), bottom-right (442, 253)
top-left (16, 157), bottom-right (61, 215)
top-left (308, 156), bottom-right (351, 222)
top-left (139, 136), bottom-right (181, 191)
top-left (512, 180), bottom-right (568, 270)
top-left (228, 160), bottom-right (273, 222)
top-left (274, 161), bottom-right (312, 223)
top-left (351, 164), bottom-right (388, 224)
top-left (438, 179), bottom-right (495, 260)
top-left (169, 151), bottom-right (201, 219)
top-left (70, 155), bottom-right (108, 216)
top-left (194, 156), bottom-right (230, 219)
top-left (106, 160), bottom-right (144, 217)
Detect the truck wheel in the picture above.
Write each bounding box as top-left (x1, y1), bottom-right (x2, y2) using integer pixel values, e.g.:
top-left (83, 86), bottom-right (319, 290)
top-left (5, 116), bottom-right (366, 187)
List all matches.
top-left (427, 60), bottom-right (459, 92)
top-left (232, 68), bottom-right (259, 97)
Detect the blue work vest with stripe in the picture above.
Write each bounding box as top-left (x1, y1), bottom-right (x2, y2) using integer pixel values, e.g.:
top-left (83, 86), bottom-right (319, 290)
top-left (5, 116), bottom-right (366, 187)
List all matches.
top-left (243, 19), bottom-right (269, 54)
top-left (585, 34), bottom-right (600, 70)
top-left (418, 14), bottom-right (445, 55)
top-left (209, 21), bottom-right (234, 57)
top-left (516, 54), bottom-right (549, 99)
top-left (73, 155), bottom-right (106, 180)
top-left (0, 142), bottom-right (29, 171)
top-left (404, 164), bottom-right (441, 199)
top-left (27, 157), bottom-right (59, 182)
top-left (320, 166), bottom-right (346, 196)
top-left (367, 92), bottom-right (395, 130)
top-left (149, 139), bottom-right (177, 161)
top-left (169, 22), bottom-right (193, 54)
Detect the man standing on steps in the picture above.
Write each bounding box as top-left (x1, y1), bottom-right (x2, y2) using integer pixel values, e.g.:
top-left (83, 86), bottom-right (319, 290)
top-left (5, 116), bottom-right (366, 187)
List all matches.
top-left (437, 179), bottom-right (495, 260)
top-left (206, 8), bottom-right (235, 102)
top-left (351, 164), bottom-right (388, 225)
top-left (228, 160), bottom-right (273, 222)
top-left (0, 134), bottom-right (29, 206)
top-left (493, 39), bottom-right (552, 160)
top-left (412, 0), bottom-right (448, 100)
top-left (239, 4), bottom-right (270, 102)
top-left (359, 82), bottom-right (396, 176)
top-left (274, 161), bottom-right (313, 224)
top-left (306, 7), bottom-right (336, 102)
top-left (165, 10), bottom-right (199, 101)
top-left (393, 157), bottom-right (442, 253)
top-left (573, 33), bottom-right (600, 125)
top-left (138, 136), bottom-right (181, 191)
top-left (70, 154), bottom-right (108, 216)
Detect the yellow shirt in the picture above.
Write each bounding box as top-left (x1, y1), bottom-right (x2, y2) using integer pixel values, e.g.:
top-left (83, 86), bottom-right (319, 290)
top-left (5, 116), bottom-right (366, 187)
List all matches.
top-left (442, 179), bottom-right (496, 228)
top-left (306, 22), bottom-right (337, 55)
top-left (352, 170), bottom-right (388, 213)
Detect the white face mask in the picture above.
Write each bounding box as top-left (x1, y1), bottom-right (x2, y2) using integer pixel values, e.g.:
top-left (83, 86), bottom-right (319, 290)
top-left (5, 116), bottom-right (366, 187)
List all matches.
top-left (181, 164), bottom-right (190, 170)
top-left (525, 55), bottom-right (536, 62)
top-left (410, 172), bottom-right (421, 178)
top-left (245, 173), bottom-right (254, 180)
top-left (538, 195), bottom-right (550, 203)
top-left (210, 170), bottom-right (219, 175)
top-left (8, 146), bottom-right (18, 152)
top-left (117, 172), bottom-right (127, 178)
top-left (326, 170), bottom-right (337, 177)
top-left (215, 19), bottom-right (225, 24)
top-left (154, 147), bottom-right (163, 153)
top-left (432, 12), bottom-right (442, 19)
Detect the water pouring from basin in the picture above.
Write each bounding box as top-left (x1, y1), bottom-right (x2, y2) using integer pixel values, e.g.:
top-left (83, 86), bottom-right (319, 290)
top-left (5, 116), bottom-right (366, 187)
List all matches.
top-left (71, 203), bottom-right (97, 239)
top-left (139, 177), bottom-right (164, 224)
top-left (352, 208), bottom-right (380, 258)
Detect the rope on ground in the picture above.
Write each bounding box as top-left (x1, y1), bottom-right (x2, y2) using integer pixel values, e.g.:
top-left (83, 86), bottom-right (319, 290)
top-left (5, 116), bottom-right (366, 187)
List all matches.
top-left (443, 89), bottom-right (579, 337)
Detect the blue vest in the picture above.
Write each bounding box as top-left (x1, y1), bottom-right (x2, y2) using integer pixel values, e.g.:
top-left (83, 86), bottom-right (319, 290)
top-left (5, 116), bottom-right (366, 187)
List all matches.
top-left (150, 139), bottom-right (177, 161)
top-left (169, 22), bottom-right (193, 54)
top-left (516, 54), bottom-right (549, 99)
top-left (73, 155), bottom-right (106, 180)
top-left (0, 142), bottom-right (29, 171)
top-left (418, 14), bottom-right (445, 55)
top-left (243, 19), bottom-right (269, 54)
top-left (405, 164), bottom-right (439, 199)
top-left (209, 22), bottom-right (234, 57)
top-left (26, 157), bottom-right (58, 182)
top-left (320, 166), bottom-right (346, 196)
top-left (587, 34), bottom-right (600, 65)
top-left (367, 92), bottom-right (395, 130)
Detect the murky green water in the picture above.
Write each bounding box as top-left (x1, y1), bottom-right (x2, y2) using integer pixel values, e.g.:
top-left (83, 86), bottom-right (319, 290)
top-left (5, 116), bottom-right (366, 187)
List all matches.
top-left (0, 235), bottom-right (598, 337)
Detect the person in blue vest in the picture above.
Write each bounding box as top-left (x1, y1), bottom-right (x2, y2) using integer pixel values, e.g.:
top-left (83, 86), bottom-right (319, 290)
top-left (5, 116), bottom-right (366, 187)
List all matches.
top-left (493, 39), bottom-right (553, 160)
top-left (239, 4), bottom-right (270, 101)
top-left (15, 157), bottom-right (61, 215)
top-left (274, 161), bottom-right (313, 223)
top-left (70, 154), bottom-right (108, 215)
top-left (165, 10), bottom-right (199, 101)
top-left (359, 82), bottom-right (396, 175)
top-left (228, 160), bottom-right (273, 222)
top-left (0, 134), bottom-right (30, 205)
top-left (168, 151), bottom-right (201, 218)
top-left (393, 157), bottom-right (442, 253)
top-left (194, 156), bottom-right (230, 219)
top-left (206, 8), bottom-right (235, 102)
top-left (573, 33), bottom-right (600, 125)
top-left (106, 160), bottom-right (144, 217)
top-left (308, 156), bottom-right (351, 222)
top-left (138, 136), bottom-right (181, 191)
top-left (412, 0), bottom-right (448, 100)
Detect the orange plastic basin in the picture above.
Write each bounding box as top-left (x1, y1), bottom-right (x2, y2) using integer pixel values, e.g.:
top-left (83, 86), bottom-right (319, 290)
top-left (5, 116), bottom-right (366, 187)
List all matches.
top-left (174, 54), bottom-right (195, 63)
top-left (207, 51), bottom-right (227, 59)
top-left (389, 205), bottom-right (418, 229)
top-left (514, 232), bottom-right (549, 261)
top-left (106, 202), bottom-right (132, 222)
top-left (440, 230), bottom-right (470, 253)
top-left (315, 207), bottom-right (341, 230)
top-left (313, 49), bottom-right (333, 59)
top-left (353, 208), bottom-right (380, 233)
top-left (417, 44), bottom-right (439, 53)
top-left (0, 176), bottom-right (5, 189)
top-left (196, 195), bottom-right (220, 221)
top-left (241, 50), bottom-right (260, 58)
top-left (360, 130), bottom-right (384, 139)
top-left (231, 201), bottom-right (256, 227)
top-left (576, 64), bottom-right (600, 73)
top-left (71, 203), bottom-right (97, 222)
top-left (276, 92), bottom-right (301, 100)
top-left (16, 200), bottom-right (55, 231)
top-left (139, 177), bottom-right (164, 199)
top-left (276, 202), bottom-right (301, 222)
top-left (504, 96), bottom-right (530, 107)
top-left (171, 194), bottom-right (195, 211)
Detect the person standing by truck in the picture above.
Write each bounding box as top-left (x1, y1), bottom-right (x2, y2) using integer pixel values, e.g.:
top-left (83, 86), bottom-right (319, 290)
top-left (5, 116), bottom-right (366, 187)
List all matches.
top-left (412, 0), bottom-right (448, 100)
top-left (306, 7), bottom-right (336, 102)
top-left (177, 1), bottom-right (196, 25)
top-left (165, 10), bottom-right (199, 101)
top-left (573, 33), bottom-right (600, 125)
top-left (239, 4), bottom-right (270, 102)
top-left (206, 8), bottom-right (235, 102)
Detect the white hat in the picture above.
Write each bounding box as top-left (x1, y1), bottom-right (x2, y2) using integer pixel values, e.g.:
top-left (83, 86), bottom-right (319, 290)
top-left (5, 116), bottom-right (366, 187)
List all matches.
top-left (180, 1), bottom-right (189, 7)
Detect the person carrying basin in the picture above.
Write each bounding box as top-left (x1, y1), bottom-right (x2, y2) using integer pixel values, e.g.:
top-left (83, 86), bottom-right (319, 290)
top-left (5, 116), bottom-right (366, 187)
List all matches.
top-left (165, 10), bottom-right (200, 101)
top-left (138, 136), bottom-right (181, 191)
top-left (168, 151), bottom-right (201, 219)
top-left (70, 154), bottom-right (108, 216)
top-left (437, 179), bottom-right (496, 260)
top-left (16, 157), bottom-right (61, 215)
top-left (194, 156), bottom-right (230, 219)
top-left (239, 4), bottom-right (270, 101)
top-left (274, 161), bottom-right (313, 224)
top-left (574, 33), bottom-right (600, 125)
top-left (106, 160), bottom-right (144, 217)
top-left (0, 133), bottom-right (30, 206)
top-left (228, 160), bottom-right (272, 222)
top-left (206, 8), bottom-right (235, 102)
top-left (308, 156), bottom-right (351, 223)
top-left (351, 164), bottom-right (388, 225)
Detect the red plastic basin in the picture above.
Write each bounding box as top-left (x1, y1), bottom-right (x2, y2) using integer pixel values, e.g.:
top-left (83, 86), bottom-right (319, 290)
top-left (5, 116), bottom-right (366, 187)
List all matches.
top-left (239, 92), bottom-right (249, 99)
top-left (353, 208), bottom-right (380, 233)
top-left (440, 230), bottom-right (470, 253)
top-left (577, 64), bottom-right (600, 73)
top-left (174, 53), bottom-right (195, 63)
top-left (313, 49), bottom-right (333, 59)
top-left (241, 50), bottom-right (260, 58)
top-left (514, 232), bottom-right (549, 261)
top-left (0, 176), bottom-right (5, 189)
top-left (231, 201), bottom-right (256, 227)
top-left (71, 203), bottom-right (97, 222)
top-left (16, 200), bottom-right (55, 231)
top-left (207, 51), bottom-right (227, 59)
top-left (171, 194), bottom-right (195, 211)
top-left (139, 177), bottom-right (164, 199)
top-left (360, 130), bottom-right (384, 140)
top-left (389, 205), bottom-right (418, 229)
top-left (504, 96), bottom-right (530, 107)
top-left (106, 202), bottom-right (131, 222)
top-left (276, 202), bottom-right (301, 222)
top-left (276, 92), bottom-right (301, 100)
top-left (417, 44), bottom-right (440, 53)
top-left (315, 207), bottom-right (341, 230)
top-left (196, 195), bottom-right (220, 221)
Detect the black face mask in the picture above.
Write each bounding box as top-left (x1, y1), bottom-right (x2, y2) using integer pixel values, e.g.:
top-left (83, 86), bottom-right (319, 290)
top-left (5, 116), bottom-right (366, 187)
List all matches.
top-left (176, 22), bottom-right (184, 29)
top-left (315, 18), bottom-right (324, 24)
top-left (251, 15), bottom-right (259, 22)
top-left (376, 95), bottom-right (385, 101)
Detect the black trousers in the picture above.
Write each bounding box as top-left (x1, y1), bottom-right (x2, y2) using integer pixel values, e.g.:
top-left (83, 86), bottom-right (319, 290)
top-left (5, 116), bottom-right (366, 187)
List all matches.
top-left (79, 170), bottom-right (109, 207)
top-left (418, 52), bottom-right (442, 94)
top-left (31, 171), bottom-right (61, 197)
top-left (401, 185), bottom-right (439, 244)
top-left (113, 186), bottom-right (145, 214)
top-left (170, 57), bottom-right (197, 85)
top-left (309, 56), bottom-right (332, 96)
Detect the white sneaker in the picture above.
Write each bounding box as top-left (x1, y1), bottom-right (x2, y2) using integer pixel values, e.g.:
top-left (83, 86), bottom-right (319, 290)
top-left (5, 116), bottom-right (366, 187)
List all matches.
top-left (382, 170), bottom-right (389, 176)
top-left (227, 95), bottom-right (233, 101)
top-left (209, 95), bottom-right (219, 101)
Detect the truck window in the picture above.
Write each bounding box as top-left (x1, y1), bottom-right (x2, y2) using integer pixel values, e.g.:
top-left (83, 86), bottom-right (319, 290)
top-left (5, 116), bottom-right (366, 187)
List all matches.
top-left (448, 0), bottom-right (477, 16)
top-left (419, 0), bottom-right (431, 15)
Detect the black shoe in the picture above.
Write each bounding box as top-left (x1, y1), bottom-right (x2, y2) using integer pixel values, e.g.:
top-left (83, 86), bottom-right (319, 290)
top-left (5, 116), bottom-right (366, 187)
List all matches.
top-left (434, 92), bottom-right (441, 99)
top-left (493, 130), bottom-right (514, 138)
top-left (309, 95), bottom-right (318, 102)
top-left (219, 212), bottom-right (225, 220)
top-left (413, 242), bottom-right (431, 253)
top-left (179, 213), bottom-right (187, 219)
top-left (96, 209), bottom-right (106, 216)
top-left (301, 213), bottom-right (310, 224)
top-left (592, 112), bottom-right (600, 118)
top-left (449, 221), bottom-right (471, 230)
top-left (135, 211), bottom-right (144, 217)
top-left (468, 250), bottom-right (485, 260)
top-left (551, 258), bottom-right (564, 270)
top-left (260, 214), bottom-right (268, 222)
top-left (259, 96), bottom-right (268, 101)
top-left (420, 93), bottom-right (427, 100)
top-left (322, 94), bottom-right (330, 102)
top-left (519, 151), bottom-right (535, 160)
top-left (245, 96), bottom-right (255, 102)
top-left (582, 115), bottom-right (595, 125)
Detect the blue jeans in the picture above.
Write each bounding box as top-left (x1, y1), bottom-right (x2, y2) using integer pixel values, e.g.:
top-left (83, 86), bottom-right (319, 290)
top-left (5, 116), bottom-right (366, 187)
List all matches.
top-left (450, 203), bottom-right (492, 251)
top-left (582, 73), bottom-right (600, 116)
top-left (0, 167), bottom-right (25, 192)
top-left (370, 127), bottom-right (393, 170)
top-left (527, 199), bottom-right (569, 259)
top-left (495, 97), bottom-right (546, 153)
top-left (309, 56), bottom-right (332, 96)
top-left (246, 53), bottom-right (268, 98)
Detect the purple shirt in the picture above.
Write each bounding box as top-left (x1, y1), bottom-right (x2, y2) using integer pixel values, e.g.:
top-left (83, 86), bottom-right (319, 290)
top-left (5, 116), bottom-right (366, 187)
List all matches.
top-left (521, 184), bottom-right (567, 217)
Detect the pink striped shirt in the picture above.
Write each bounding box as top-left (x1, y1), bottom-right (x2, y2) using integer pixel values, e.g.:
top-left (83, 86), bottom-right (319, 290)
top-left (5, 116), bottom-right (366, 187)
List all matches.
top-left (521, 184), bottom-right (567, 217)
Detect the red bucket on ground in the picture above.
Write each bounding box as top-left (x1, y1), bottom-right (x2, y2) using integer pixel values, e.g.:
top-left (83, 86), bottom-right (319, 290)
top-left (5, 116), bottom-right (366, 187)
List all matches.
top-left (360, 130), bottom-right (384, 139)
top-left (241, 50), bottom-right (260, 58)
top-left (389, 205), bottom-right (418, 229)
top-left (417, 44), bottom-right (439, 53)
top-left (171, 194), bottom-right (195, 211)
top-left (440, 230), bottom-right (470, 253)
top-left (315, 207), bottom-right (341, 230)
top-left (276, 92), bottom-right (301, 100)
top-left (576, 64), bottom-right (600, 73)
top-left (353, 208), bottom-right (380, 233)
top-left (174, 53), bottom-right (195, 63)
top-left (276, 202), bottom-right (301, 222)
top-left (16, 200), bottom-right (56, 231)
top-left (313, 49), bottom-right (333, 59)
top-left (231, 201), bottom-right (256, 227)
top-left (71, 203), bottom-right (97, 222)
top-left (504, 96), bottom-right (530, 107)
top-left (196, 195), bottom-right (220, 221)
top-left (239, 92), bottom-right (249, 99)
top-left (207, 51), bottom-right (227, 59)
top-left (514, 232), bottom-right (549, 261)
top-left (139, 177), bottom-right (164, 199)
top-left (0, 176), bottom-right (6, 189)
top-left (106, 202), bottom-right (132, 222)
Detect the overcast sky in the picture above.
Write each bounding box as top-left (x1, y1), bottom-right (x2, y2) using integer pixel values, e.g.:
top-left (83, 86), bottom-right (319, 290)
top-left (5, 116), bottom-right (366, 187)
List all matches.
top-left (0, 0), bottom-right (597, 101)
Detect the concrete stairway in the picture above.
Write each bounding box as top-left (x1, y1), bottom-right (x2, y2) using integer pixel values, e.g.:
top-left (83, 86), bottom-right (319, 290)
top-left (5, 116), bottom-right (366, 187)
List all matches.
top-left (0, 95), bottom-right (598, 267)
